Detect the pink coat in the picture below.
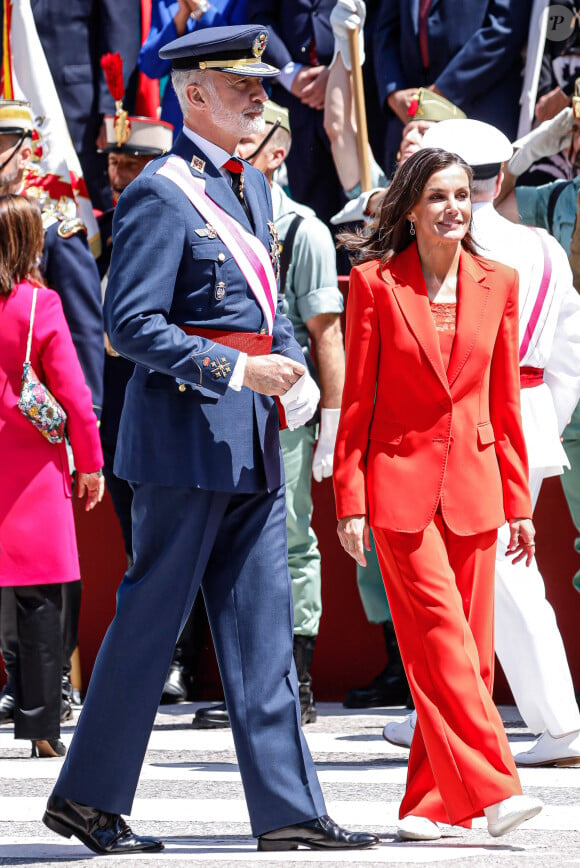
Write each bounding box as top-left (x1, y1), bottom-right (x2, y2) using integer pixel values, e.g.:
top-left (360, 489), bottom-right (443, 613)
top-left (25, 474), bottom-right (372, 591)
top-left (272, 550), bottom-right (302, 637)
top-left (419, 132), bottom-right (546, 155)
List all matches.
top-left (0, 281), bottom-right (103, 586)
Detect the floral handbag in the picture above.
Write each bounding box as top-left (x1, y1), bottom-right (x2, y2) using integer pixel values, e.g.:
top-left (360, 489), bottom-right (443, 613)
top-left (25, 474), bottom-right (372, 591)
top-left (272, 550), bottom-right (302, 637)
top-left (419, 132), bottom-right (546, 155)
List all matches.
top-left (17, 285), bottom-right (67, 444)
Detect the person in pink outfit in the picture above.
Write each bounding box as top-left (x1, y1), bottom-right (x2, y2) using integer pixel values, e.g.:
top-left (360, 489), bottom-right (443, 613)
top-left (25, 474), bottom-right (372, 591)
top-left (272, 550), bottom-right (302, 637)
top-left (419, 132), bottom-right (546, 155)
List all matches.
top-left (0, 195), bottom-right (104, 758)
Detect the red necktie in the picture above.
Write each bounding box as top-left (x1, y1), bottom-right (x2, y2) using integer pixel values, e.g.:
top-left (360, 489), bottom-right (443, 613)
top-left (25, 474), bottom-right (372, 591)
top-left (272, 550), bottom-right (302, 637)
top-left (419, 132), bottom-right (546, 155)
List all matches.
top-left (223, 157), bottom-right (245, 201)
top-left (419, 0), bottom-right (433, 69)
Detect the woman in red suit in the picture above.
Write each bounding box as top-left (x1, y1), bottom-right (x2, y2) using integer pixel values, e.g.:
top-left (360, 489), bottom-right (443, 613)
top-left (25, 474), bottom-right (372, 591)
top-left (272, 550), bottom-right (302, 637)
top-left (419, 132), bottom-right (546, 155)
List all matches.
top-left (334, 148), bottom-right (543, 840)
top-left (0, 196), bottom-right (104, 758)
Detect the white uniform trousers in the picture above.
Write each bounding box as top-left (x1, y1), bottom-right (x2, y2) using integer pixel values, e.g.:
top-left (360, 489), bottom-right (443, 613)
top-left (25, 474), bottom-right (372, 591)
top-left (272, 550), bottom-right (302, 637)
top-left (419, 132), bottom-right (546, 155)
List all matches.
top-left (494, 469), bottom-right (580, 736)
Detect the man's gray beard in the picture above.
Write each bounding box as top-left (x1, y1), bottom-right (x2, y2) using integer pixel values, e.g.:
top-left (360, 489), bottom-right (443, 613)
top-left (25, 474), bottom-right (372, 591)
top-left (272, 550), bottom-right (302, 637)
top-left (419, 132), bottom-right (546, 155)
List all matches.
top-left (206, 83), bottom-right (265, 138)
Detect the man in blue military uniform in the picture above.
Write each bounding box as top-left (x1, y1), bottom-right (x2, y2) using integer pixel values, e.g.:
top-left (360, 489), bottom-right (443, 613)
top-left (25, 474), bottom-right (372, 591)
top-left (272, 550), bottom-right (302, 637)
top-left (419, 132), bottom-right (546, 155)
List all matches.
top-left (43, 26), bottom-right (379, 855)
top-left (0, 99), bottom-right (103, 727)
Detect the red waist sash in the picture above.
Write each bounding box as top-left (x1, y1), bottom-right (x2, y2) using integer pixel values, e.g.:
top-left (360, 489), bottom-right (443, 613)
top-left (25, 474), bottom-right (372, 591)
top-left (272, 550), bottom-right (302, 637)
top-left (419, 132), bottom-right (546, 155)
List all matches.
top-left (179, 326), bottom-right (272, 355)
top-left (520, 366), bottom-right (544, 389)
top-left (178, 326), bottom-right (287, 428)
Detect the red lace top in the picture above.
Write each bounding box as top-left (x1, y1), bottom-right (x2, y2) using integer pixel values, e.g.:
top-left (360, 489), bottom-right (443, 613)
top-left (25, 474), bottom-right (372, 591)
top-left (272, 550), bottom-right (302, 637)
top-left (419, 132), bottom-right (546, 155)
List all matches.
top-left (430, 301), bottom-right (456, 371)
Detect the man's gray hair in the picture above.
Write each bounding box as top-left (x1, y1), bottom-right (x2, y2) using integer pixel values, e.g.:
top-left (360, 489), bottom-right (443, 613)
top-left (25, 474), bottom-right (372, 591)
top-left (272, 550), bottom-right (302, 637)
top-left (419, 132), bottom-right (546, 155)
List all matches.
top-left (171, 68), bottom-right (209, 115)
top-left (471, 175), bottom-right (499, 198)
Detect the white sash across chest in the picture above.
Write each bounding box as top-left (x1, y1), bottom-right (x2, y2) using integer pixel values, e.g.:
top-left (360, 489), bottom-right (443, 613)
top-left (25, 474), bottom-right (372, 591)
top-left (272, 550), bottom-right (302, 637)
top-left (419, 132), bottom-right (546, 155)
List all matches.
top-left (157, 155), bottom-right (277, 335)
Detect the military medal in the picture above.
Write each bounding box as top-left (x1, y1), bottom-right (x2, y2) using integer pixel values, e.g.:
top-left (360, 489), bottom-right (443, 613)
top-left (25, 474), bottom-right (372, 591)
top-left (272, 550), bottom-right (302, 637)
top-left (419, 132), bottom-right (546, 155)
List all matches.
top-left (267, 221), bottom-right (280, 281)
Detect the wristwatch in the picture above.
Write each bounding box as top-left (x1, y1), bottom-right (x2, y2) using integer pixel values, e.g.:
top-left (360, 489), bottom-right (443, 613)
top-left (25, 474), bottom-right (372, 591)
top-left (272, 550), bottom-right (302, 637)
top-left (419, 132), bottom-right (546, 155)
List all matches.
top-left (191, 0), bottom-right (210, 20)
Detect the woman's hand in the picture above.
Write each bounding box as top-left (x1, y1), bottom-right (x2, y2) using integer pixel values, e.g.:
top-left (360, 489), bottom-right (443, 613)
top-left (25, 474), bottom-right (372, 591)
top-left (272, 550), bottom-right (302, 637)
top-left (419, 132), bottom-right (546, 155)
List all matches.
top-left (506, 517), bottom-right (536, 567)
top-left (337, 515), bottom-right (370, 566)
top-left (77, 471), bottom-right (105, 512)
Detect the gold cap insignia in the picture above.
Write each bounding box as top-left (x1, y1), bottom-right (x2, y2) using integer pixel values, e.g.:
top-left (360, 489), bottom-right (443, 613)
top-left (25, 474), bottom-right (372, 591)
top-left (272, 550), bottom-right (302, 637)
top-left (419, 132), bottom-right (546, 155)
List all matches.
top-left (252, 33), bottom-right (268, 58)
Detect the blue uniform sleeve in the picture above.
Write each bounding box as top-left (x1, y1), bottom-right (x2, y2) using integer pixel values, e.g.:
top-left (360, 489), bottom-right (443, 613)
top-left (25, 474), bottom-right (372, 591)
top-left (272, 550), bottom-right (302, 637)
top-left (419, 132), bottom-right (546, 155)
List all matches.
top-left (140, 0), bottom-right (243, 79)
top-left (105, 174), bottom-right (239, 397)
top-left (373, 0), bottom-right (406, 108)
top-left (434, 0), bottom-right (530, 106)
top-left (42, 224), bottom-right (104, 417)
top-left (139, 0), bottom-right (178, 79)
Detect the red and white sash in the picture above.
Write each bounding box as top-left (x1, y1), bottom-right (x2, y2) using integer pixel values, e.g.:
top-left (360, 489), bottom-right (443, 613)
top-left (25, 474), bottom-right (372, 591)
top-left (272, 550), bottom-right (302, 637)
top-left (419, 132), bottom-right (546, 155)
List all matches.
top-left (157, 155), bottom-right (277, 335)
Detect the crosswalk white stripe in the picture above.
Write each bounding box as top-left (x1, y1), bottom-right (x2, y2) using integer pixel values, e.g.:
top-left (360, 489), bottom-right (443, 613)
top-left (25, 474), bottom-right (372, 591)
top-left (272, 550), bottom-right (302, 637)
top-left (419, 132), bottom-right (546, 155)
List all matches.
top-left (0, 758), bottom-right (578, 790)
top-left (1, 797), bottom-right (579, 831)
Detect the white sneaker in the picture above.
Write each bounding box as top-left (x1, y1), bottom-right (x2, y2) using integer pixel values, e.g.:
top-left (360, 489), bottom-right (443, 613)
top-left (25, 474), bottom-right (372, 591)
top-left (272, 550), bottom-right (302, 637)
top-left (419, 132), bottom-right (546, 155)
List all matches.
top-left (397, 815), bottom-right (441, 841)
top-left (484, 795), bottom-right (543, 837)
top-left (383, 711), bottom-right (416, 748)
top-left (514, 730), bottom-right (580, 767)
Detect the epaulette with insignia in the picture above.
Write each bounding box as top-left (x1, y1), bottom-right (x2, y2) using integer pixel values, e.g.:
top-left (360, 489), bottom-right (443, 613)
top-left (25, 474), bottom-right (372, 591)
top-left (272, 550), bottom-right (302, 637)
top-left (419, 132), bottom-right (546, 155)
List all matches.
top-left (41, 205), bottom-right (60, 232)
top-left (57, 216), bottom-right (88, 239)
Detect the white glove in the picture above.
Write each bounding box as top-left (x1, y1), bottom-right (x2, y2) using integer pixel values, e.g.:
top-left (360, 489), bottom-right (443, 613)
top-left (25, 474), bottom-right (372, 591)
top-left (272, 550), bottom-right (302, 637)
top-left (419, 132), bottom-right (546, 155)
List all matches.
top-left (508, 107), bottom-right (574, 177)
top-left (312, 408), bottom-right (341, 482)
top-left (279, 372), bottom-right (320, 431)
top-left (330, 187), bottom-right (383, 224)
top-left (330, 0), bottom-right (366, 71)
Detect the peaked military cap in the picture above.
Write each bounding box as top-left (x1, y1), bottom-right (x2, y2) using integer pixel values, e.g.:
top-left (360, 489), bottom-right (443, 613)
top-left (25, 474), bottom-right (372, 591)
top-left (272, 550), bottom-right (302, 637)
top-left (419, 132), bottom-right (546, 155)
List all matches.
top-left (101, 116), bottom-right (173, 155)
top-left (422, 118), bottom-right (513, 180)
top-left (0, 99), bottom-right (34, 135)
top-left (159, 24), bottom-right (278, 77)
top-left (263, 100), bottom-right (290, 134)
top-left (407, 88), bottom-right (466, 123)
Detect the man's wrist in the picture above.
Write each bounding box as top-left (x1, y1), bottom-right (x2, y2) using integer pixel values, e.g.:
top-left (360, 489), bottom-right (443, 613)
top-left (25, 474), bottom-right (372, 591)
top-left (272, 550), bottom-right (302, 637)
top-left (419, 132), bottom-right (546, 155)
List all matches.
top-left (228, 352), bottom-right (247, 391)
top-left (278, 61), bottom-right (303, 92)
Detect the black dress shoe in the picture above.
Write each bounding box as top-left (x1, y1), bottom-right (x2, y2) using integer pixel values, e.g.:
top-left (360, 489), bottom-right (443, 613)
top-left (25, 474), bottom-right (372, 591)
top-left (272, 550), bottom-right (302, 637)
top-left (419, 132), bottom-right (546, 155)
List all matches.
top-left (192, 702), bottom-right (231, 729)
top-left (160, 661), bottom-right (190, 704)
top-left (0, 689), bottom-right (15, 724)
top-left (343, 665), bottom-right (410, 708)
top-left (60, 698), bottom-right (73, 722)
top-left (257, 815), bottom-right (379, 851)
top-left (43, 794), bottom-right (164, 855)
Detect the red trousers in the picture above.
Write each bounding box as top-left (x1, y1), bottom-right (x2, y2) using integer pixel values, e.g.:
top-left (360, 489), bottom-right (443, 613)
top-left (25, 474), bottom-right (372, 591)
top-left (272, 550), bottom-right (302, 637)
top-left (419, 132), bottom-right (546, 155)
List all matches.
top-left (373, 517), bottom-right (521, 826)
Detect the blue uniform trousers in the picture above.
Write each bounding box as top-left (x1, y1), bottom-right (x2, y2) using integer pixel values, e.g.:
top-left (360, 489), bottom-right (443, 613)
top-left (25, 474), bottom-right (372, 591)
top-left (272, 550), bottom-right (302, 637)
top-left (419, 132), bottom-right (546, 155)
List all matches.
top-left (53, 483), bottom-right (325, 834)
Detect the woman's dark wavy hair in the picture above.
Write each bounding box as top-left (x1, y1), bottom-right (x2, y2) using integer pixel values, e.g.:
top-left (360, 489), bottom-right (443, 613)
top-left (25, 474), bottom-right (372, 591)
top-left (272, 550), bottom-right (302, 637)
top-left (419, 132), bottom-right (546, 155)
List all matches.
top-left (339, 147), bottom-right (478, 267)
top-left (0, 194), bottom-right (44, 295)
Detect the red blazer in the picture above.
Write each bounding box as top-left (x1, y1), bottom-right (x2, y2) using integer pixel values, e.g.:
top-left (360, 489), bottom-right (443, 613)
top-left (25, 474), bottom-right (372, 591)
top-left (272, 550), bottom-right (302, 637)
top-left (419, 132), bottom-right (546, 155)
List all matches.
top-left (333, 244), bottom-right (532, 535)
top-left (0, 281), bottom-right (103, 585)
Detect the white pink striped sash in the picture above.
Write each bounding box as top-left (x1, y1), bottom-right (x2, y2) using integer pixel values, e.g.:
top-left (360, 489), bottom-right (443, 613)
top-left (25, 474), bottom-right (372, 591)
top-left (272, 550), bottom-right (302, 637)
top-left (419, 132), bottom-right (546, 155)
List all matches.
top-left (519, 227), bottom-right (553, 362)
top-left (157, 155), bottom-right (277, 334)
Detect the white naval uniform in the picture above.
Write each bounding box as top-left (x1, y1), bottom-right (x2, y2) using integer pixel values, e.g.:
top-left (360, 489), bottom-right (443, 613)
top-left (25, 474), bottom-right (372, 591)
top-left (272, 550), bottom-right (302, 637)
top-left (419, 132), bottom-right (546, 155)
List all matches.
top-left (473, 201), bottom-right (580, 736)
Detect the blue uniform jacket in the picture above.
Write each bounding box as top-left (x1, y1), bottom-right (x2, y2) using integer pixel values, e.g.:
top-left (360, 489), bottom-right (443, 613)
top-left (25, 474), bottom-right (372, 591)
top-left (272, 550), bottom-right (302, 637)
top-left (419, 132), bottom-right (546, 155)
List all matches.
top-left (42, 222), bottom-right (104, 418)
top-left (374, 0), bottom-right (530, 142)
top-left (104, 133), bottom-right (306, 493)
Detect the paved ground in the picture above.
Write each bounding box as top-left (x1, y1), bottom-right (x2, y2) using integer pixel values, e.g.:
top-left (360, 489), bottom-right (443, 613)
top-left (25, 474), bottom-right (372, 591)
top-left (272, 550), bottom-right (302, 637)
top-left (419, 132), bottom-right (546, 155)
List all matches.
top-left (0, 702), bottom-right (579, 867)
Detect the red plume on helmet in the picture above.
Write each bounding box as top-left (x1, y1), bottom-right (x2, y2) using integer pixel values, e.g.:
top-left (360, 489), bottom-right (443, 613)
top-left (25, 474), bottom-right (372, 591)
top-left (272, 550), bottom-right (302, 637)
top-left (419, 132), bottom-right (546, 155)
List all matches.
top-left (100, 52), bottom-right (125, 102)
top-left (100, 52), bottom-right (130, 147)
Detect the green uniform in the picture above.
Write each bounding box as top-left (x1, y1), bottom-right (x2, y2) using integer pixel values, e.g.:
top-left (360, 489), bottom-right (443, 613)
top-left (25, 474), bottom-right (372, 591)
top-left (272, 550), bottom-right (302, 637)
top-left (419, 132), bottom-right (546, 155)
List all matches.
top-left (273, 183), bottom-right (343, 635)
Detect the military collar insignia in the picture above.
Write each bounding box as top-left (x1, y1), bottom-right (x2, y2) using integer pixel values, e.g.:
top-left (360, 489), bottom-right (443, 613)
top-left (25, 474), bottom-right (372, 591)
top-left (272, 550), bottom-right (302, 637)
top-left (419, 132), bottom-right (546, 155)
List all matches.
top-left (190, 155), bottom-right (206, 173)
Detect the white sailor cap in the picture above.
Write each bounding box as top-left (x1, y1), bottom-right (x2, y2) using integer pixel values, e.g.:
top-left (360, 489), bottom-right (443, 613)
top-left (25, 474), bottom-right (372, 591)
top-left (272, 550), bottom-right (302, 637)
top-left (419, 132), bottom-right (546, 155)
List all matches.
top-left (422, 118), bottom-right (513, 180)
